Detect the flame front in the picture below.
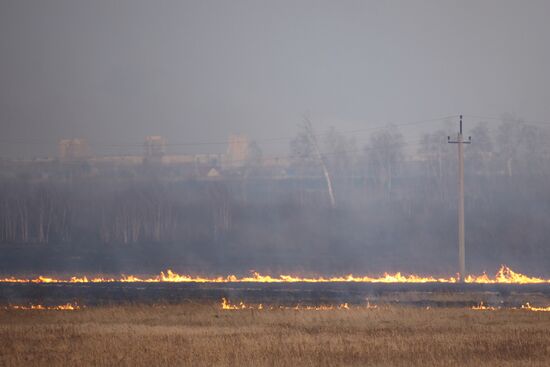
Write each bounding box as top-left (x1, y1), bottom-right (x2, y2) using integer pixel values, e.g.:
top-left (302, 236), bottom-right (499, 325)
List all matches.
top-left (221, 298), bottom-right (350, 311)
top-left (1, 265), bottom-right (549, 284)
top-left (221, 300), bottom-right (549, 312)
top-left (520, 303), bottom-right (550, 312)
top-left (221, 297), bottom-right (249, 310)
top-left (471, 302), bottom-right (550, 312)
top-left (5, 303), bottom-right (80, 311)
top-left (471, 302), bottom-right (496, 311)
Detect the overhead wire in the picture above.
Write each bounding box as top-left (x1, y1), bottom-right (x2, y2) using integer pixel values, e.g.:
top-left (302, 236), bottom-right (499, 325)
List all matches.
top-left (6, 137), bottom-right (431, 167)
top-left (0, 115), bottom-right (458, 149)
top-left (463, 115), bottom-right (550, 126)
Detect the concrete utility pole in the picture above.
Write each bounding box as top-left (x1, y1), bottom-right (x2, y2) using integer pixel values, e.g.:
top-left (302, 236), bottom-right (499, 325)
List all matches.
top-left (448, 115), bottom-right (471, 281)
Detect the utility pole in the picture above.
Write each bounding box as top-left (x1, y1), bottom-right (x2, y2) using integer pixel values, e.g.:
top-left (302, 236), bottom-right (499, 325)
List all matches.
top-left (448, 115), bottom-right (471, 281)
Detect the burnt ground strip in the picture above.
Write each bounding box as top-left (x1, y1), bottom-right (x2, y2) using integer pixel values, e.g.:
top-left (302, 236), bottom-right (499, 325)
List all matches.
top-left (1, 282), bottom-right (550, 308)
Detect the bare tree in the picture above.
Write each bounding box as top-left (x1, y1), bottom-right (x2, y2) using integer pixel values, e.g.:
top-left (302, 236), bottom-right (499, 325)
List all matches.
top-left (417, 121), bottom-right (456, 201)
top-left (303, 117), bottom-right (336, 208)
top-left (365, 127), bottom-right (404, 197)
top-left (465, 122), bottom-right (493, 175)
top-left (323, 126), bottom-right (357, 180)
top-left (516, 124), bottom-right (550, 177)
top-left (246, 140), bottom-right (263, 168)
top-left (290, 132), bottom-right (315, 169)
top-left (496, 114), bottom-right (524, 177)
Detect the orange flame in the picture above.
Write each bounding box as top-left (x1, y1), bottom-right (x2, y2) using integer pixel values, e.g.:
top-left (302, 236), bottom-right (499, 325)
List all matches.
top-left (365, 300), bottom-right (378, 309)
top-left (220, 298), bottom-right (350, 311)
top-left (221, 297), bottom-right (249, 310)
top-left (5, 303), bottom-right (80, 311)
top-left (520, 303), bottom-right (550, 312)
top-left (0, 265), bottom-right (548, 284)
top-left (471, 302), bottom-right (550, 312)
top-left (464, 266), bottom-right (550, 284)
top-left (471, 302), bottom-right (496, 311)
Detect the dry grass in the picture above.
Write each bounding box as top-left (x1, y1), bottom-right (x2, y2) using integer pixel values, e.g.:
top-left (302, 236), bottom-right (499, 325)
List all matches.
top-left (0, 303), bottom-right (549, 366)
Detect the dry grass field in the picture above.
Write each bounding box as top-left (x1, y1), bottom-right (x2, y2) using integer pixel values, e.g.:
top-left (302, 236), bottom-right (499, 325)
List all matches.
top-left (0, 302), bottom-right (549, 367)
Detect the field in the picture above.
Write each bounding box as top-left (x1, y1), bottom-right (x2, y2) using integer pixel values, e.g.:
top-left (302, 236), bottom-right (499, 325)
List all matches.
top-left (1, 302), bottom-right (549, 367)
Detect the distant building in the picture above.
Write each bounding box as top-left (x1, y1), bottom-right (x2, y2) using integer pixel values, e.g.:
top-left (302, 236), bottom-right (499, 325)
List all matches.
top-left (58, 139), bottom-right (89, 160)
top-left (144, 136), bottom-right (166, 158)
top-left (207, 167), bottom-right (221, 178)
top-left (224, 134), bottom-right (249, 168)
top-left (161, 154), bottom-right (222, 166)
top-left (262, 156), bottom-right (290, 168)
top-left (88, 155), bottom-right (143, 165)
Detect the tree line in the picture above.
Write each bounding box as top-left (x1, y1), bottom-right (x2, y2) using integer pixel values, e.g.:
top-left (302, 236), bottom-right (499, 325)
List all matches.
top-left (0, 115), bottom-right (549, 274)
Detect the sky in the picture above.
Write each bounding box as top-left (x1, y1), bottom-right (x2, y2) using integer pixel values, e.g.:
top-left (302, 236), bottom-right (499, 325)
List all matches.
top-left (1, 0), bottom-right (550, 158)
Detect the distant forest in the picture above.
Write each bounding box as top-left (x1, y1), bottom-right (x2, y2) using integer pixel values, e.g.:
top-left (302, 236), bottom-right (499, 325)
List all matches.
top-left (1, 116), bottom-right (549, 276)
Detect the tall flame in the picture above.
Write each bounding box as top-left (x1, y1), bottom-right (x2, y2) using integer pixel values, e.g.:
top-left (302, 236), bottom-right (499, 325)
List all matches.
top-left (0, 265), bottom-right (548, 284)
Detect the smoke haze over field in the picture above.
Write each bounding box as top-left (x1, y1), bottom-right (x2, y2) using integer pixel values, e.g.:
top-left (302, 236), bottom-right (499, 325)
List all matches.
top-left (0, 1), bottom-right (550, 278)
top-left (1, 1), bottom-right (550, 157)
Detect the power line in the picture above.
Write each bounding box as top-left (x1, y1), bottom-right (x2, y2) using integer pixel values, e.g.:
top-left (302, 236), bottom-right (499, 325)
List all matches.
top-left (9, 137), bottom-right (430, 166)
top-left (4, 114), bottom-right (550, 150)
top-left (463, 115), bottom-right (550, 126)
top-left (0, 115), bottom-right (458, 149)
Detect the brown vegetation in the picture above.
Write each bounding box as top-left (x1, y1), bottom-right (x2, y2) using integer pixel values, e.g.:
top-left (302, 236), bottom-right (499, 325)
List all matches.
top-left (1, 303), bottom-right (549, 366)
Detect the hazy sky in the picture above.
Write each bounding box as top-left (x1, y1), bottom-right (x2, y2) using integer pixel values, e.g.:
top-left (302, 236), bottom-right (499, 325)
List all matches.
top-left (1, 0), bottom-right (550, 158)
